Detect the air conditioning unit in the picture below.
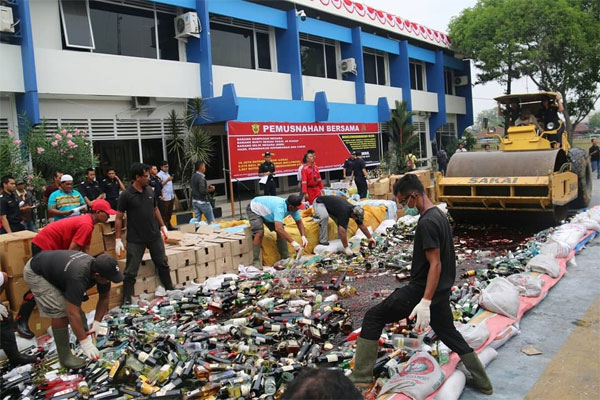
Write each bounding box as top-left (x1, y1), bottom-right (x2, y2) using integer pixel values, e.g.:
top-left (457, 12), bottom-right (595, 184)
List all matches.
top-left (174, 12), bottom-right (200, 39)
top-left (0, 6), bottom-right (15, 33)
top-left (454, 75), bottom-right (469, 86)
top-left (339, 58), bottom-right (357, 75)
top-left (133, 97), bottom-right (157, 110)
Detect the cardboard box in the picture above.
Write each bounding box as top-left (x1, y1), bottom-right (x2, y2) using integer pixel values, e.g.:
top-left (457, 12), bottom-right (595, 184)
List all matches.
top-left (205, 238), bottom-right (232, 260)
top-left (134, 276), bottom-right (157, 296)
top-left (389, 174), bottom-right (405, 192)
top-left (426, 185), bottom-right (436, 203)
top-left (102, 230), bottom-right (126, 251)
top-left (81, 293), bottom-right (99, 314)
top-left (164, 249), bottom-right (181, 270)
top-left (171, 247), bottom-right (196, 268)
top-left (370, 194), bottom-right (388, 200)
top-left (108, 282), bottom-right (123, 309)
top-left (7, 276), bottom-right (30, 311)
top-left (29, 308), bottom-right (52, 337)
top-left (195, 244), bottom-right (217, 264)
top-left (0, 230), bottom-right (36, 277)
top-left (176, 265), bottom-right (197, 286)
top-left (0, 289), bottom-right (7, 302)
top-left (170, 269), bottom-right (178, 286)
top-left (118, 254), bottom-right (156, 278)
top-left (222, 233), bottom-right (252, 255)
top-left (373, 178), bottom-right (390, 196)
top-left (232, 252), bottom-right (253, 267)
top-left (165, 230), bottom-right (185, 245)
top-left (215, 256), bottom-right (235, 275)
top-left (407, 169), bottom-right (431, 189)
top-left (195, 261), bottom-right (217, 282)
top-left (179, 224), bottom-right (197, 233)
top-left (89, 224), bottom-right (105, 256)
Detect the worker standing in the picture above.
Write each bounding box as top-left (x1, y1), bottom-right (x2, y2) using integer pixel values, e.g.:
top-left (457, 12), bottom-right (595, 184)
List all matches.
top-left (350, 174), bottom-right (493, 395)
top-left (115, 163), bottom-right (175, 305)
top-left (258, 152), bottom-right (277, 196)
top-left (247, 194), bottom-right (307, 267)
top-left (23, 250), bottom-right (123, 368)
top-left (0, 175), bottom-right (25, 234)
top-left (301, 151), bottom-right (323, 204)
top-left (313, 196), bottom-right (375, 253)
top-left (350, 151), bottom-right (368, 199)
top-left (79, 168), bottom-right (105, 207)
top-left (157, 161), bottom-right (175, 230)
top-left (101, 167), bottom-right (125, 210)
top-left (342, 152), bottom-right (356, 180)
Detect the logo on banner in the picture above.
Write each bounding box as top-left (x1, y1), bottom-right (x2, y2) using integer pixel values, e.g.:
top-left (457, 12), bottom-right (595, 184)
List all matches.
top-left (252, 124), bottom-right (260, 134)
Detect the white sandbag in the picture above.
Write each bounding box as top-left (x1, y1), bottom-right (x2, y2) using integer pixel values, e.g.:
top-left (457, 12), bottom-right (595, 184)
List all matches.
top-left (507, 273), bottom-right (544, 297)
top-left (433, 370), bottom-right (466, 400)
top-left (479, 277), bottom-right (521, 319)
top-left (587, 208), bottom-right (600, 224)
top-left (571, 213), bottom-right (600, 232)
top-left (379, 351), bottom-right (445, 399)
top-left (457, 347), bottom-right (498, 378)
top-left (374, 219), bottom-right (398, 234)
top-left (538, 239), bottom-right (570, 258)
top-left (527, 254), bottom-right (560, 278)
top-left (456, 322), bottom-right (490, 350)
top-left (550, 223), bottom-right (586, 250)
top-left (488, 324), bottom-right (520, 350)
top-left (313, 239), bottom-right (345, 255)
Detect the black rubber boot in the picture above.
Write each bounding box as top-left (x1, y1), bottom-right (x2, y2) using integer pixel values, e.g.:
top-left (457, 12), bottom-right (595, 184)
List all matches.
top-left (52, 327), bottom-right (86, 369)
top-left (252, 245), bottom-right (262, 268)
top-left (157, 268), bottom-right (175, 291)
top-left (459, 351), bottom-right (493, 395)
top-left (349, 337), bottom-right (379, 388)
top-left (1, 314), bottom-right (37, 367)
top-left (15, 292), bottom-right (36, 339)
top-left (122, 281), bottom-right (134, 305)
top-left (276, 240), bottom-right (290, 260)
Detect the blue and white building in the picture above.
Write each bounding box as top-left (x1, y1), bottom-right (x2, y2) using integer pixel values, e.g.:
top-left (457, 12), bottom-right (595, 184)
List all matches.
top-left (0, 0), bottom-right (472, 199)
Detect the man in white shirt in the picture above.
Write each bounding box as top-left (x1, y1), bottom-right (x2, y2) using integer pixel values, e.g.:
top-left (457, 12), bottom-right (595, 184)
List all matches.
top-left (157, 161), bottom-right (175, 230)
top-left (455, 143), bottom-right (468, 154)
top-left (515, 109), bottom-right (542, 131)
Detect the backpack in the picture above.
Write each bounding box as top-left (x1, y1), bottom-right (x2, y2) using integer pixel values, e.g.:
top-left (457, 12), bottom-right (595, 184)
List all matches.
top-left (437, 150), bottom-right (448, 164)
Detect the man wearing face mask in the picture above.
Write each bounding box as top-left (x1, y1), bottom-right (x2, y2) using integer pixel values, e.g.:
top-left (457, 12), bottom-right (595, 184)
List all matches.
top-left (350, 174), bottom-right (492, 395)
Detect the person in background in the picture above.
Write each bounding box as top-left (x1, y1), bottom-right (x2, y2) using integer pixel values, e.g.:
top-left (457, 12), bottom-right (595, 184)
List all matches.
top-left (115, 163), bottom-right (175, 305)
top-left (149, 165), bottom-right (163, 203)
top-left (191, 160), bottom-right (215, 224)
top-left (297, 152), bottom-right (311, 194)
top-left (43, 171), bottom-right (63, 205)
top-left (484, 144), bottom-right (491, 152)
top-left (301, 151), bottom-right (324, 205)
top-left (455, 143), bottom-right (468, 154)
top-left (342, 152), bottom-right (356, 180)
top-left (589, 138), bottom-right (600, 179)
top-left (406, 152), bottom-right (417, 171)
top-left (498, 98), bottom-right (521, 127)
top-left (79, 168), bottom-right (105, 207)
top-left (258, 152), bottom-right (277, 196)
top-left (247, 194), bottom-right (307, 267)
top-left (47, 174), bottom-right (86, 221)
top-left (0, 271), bottom-right (37, 367)
top-left (350, 175), bottom-right (493, 395)
top-left (157, 161), bottom-right (175, 230)
top-left (0, 175), bottom-right (25, 234)
top-left (437, 148), bottom-right (448, 175)
top-left (281, 368), bottom-right (363, 400)
top-left (101, 167), bottom-right (125, 210)
top-left (15, 179), bottom-right (36, 232)
top-left (536, 94), bottom-right (565, 146)
top-left (515, 109), bottom-right (542, 131)
top-left (350, 151), bottom-right (368, 199)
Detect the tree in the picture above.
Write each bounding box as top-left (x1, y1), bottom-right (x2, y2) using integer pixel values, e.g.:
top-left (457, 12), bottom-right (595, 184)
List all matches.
top-left (383, 100), bottom-right (419, 174)
top-left (589, 112), bottom-right (600, 135)
top-left (449, 0), bottom-right (600, 142)
top-left (474, 107), bottom-right (504, 132)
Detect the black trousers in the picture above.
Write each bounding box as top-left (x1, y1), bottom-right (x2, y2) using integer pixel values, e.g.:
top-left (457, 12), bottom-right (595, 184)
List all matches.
top-left (124, 238), bottom-right (174, 290)
top-left (263, 180), bottom-right (276, 196)
top-left (360, 284), bottom-right (472, 355)
top-left (0, 223), bottom-right (25, 234)
top-left (355, 177), bottom-right (368, 199)
top-left (107, 198), bottom-right (118, 211)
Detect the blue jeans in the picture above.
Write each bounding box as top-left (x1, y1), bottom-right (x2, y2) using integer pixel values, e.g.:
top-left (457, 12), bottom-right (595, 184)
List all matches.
top-left (24, 221), bottom-right (37, 232)
top-left (592, 160), bottom-right (600, 178)
top-left (193, 200), bottom-right (215, 224)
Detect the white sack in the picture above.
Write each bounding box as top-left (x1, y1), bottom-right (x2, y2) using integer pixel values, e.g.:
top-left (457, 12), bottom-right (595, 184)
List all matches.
top-left (538, 239), bottom-right (570, 259)
top-left (379, 351), bottom-right (445, 399)
top-left (550, 223), bottom-right (586, 250)
top-left (313, 239), bottom-right (345, 255)
top-left (480, 277), bottom-right (521, 319)
top-left (456, 322), bottom-right (490, 350)
top-left (433, 370), bottom-right (466, 400)
top-left (527, 254), bottom-right (561, 278)
top-left (507, 273), bottom-right (544, 297)
top-left (488, 324), bottom-right (520, 350)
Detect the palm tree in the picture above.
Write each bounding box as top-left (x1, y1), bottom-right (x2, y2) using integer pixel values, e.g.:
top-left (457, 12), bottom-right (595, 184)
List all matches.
top-left (384, 100), bottom-right (418, 173)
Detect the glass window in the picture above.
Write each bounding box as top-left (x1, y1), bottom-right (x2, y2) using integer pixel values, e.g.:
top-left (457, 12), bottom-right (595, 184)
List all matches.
top-left (364, 51), bottom-right (387, 85)
top-left (142, 139), bottom-right (164, 166)
top-left (211, 23), bottom-right (255, 69)
top-left (157, 12), bottom-right (179, 61)
top-left (256, 32), bottom-right (271, 70)
top-left (59, 0), bottom-right (95, 49)
top-left (410, 61), bottom-right (424, 90)
top-left (376, 55), bottom-right (386, 85)
top-left (325, 44), bottom-right (337, 79)
top-left (444, 68), bottom-right (454, 95)
top-left (94, 140), bottom-right (140, 184)
top-left (301, 40), bottom-right (337, 79)
top-left (435, 123), bottom-right (456, 151)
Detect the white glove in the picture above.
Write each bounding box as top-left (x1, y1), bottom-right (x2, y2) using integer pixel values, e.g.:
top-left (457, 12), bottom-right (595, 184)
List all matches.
top-left (0, 303), bottom-right (8, 320)
top-left (344, 247), bottom-right (354, 256)
top-left (115, 239), bottom-right (125, 257)
top-left (291, 241), bottom-right (302, 252)
top-left (18, 201), bottom-right (25, 207)
top-left (161, 226), bottom-right (169, 242)
top-left (301, 236), bottom-right (308, 248)
top-left (80, 336), bottom-right (100, 360)
top-left (89, 320), bottom-right (102, 338)
top-left (409, 298), bottom-right (431, 332)
top-left (71, 208), bottom-right (81, 216)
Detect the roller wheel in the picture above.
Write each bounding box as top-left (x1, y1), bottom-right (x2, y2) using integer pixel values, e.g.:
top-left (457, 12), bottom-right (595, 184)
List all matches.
top-left (568, 147), bottom-right (592, 208)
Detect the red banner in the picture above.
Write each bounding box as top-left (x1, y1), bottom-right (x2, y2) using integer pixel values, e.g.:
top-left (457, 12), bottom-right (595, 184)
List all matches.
top-left (227, 122), bottom-right (380, 180)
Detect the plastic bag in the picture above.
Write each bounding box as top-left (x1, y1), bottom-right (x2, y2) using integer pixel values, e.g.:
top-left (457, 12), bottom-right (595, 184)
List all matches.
top-left (479, 277), bottom-right (521, 319)
top-left (507, 273), bottom-right (544, 297)
top-left (379, 351), bottom-right (445, 399)
top-left (456, 322), bottom-right (490, 350)
top-left (374, 219), bottom-right (397, 234)
top-left (488, 324), bottom-right (520, 350)
top-left (313, 239), bottom-right (345, 255)
top-left (571, 212), bottom-right (600, 232)
top-left (550, 223), bottom-right (586, 250)
top-left (538, 239), bottom-right (570, 258)
top-left (527, 254), bottom-right (561, 278)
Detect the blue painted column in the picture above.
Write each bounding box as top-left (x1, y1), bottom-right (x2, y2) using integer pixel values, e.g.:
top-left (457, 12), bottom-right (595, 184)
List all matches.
top-left (456, 60), bottom-right (473, 137)
top-left (340, 27), bottom-right (365, 104)
top-left (276, 10), bottom-right (303, 100)
top-left (426, 50), bottom-right (446, 140)
top-left (389, 40), bottom-right (411, 112)
top-left (187, 0), bottom-right (212, 99)
top-left (15, 0), bottom-right (40, 135)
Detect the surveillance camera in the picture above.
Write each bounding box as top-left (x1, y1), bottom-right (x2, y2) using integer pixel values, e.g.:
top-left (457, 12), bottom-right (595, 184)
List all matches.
top-left (296, 10), bottom-right (307, 21)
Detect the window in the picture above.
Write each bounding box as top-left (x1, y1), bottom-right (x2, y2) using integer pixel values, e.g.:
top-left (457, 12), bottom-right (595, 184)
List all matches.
top-left (409, 61), bottom-right (425, 91)
top-left (210, 18), bottom-right (272, 70)
top-left (444, 68), bottom-right (454, 95)
top-left (364, 49), bottom-right (387, 85)
top-left (94, 139), bottom-right (140, 183)
top-left (435, 123), bottom-right (456, 152)
top-left (61, 0), bottom-right (179, 61)
top-left (412, 120), bottom-right (428, 159)
top-left (300, 35), bottom-right (337, 79)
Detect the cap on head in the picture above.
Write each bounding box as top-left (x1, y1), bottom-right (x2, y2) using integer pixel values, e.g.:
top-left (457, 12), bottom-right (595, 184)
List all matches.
top-left (91, 199), bottom-right (117, 215)
top-left (94, 254), bottom-right (124, 283)
top-left (16, 179), bottom-right (25, 185)
top-left (60, 174), bottom-right (73, 183)
top-left (352, 205), bottom-right (365, 225)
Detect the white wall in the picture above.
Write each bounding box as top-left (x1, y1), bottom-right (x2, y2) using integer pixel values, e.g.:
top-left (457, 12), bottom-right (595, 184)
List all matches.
top-left (35, 49), bottom-right (201, 98)
top-left (30, 0), bottom-right (62, 50)
top-left (445, 95), bottom-right (466, 115)
top-left (303, 76), bottom-right (356, 104)
top-left (0, 44), bottom-right (24, 93)
top-left (411, 90), bottom-right (438, 113)
top-left (212, 66), bottom-right (292, 100)
top-left (365, 84), bottom-right (402, 107)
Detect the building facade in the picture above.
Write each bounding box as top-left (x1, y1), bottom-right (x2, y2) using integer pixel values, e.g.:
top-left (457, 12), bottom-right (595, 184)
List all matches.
top-left (0, 0), bottom-right (472, 200)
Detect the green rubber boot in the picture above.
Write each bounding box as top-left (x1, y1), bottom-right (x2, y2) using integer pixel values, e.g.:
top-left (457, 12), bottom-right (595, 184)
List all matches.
top-left (349, 337), bottom-right (379, 388)
top-left (276, 240), bottom-right (290, 260)
top-left (52, 327), bottom-right (87, 369)
top-left (252, 245), bottom-right (262, 268)
top-left (459, 351), bottom-right (493, 395)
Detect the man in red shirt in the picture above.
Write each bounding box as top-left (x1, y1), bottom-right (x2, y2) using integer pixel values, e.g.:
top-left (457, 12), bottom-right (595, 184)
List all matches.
top-left (15, 199), bottom-right (116, 338)
top-left (301, 151), bottom-right (324, 204)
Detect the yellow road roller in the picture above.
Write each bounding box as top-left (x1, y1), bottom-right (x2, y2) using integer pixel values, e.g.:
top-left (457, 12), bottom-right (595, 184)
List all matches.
top-left (436, 92), bottom-right (592, 226)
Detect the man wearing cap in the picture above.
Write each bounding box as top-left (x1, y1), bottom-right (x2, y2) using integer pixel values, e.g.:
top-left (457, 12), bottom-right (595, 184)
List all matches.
top-left (247, 194), bottom-right (307, 267)
top-left (14, 199), bottom-right (116, 339)
top-left (349, 151), bottom-right (369, 199)
top-left (314, 196), bottom-right (375, 255)
top-left (79, 168), bottom-right (105, 207)
top-left (47, 174), bottom-right (86, 221)
top-left (23, 250), bottom-right (123, 368)
top-left (258, 152), bottom-right (276, 196)
top-left (0, 175), bottom-right (25, 234)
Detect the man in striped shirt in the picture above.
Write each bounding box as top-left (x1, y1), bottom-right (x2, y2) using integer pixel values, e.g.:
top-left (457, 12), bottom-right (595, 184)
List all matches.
top-left (48, 174), bottom-right (86, 221)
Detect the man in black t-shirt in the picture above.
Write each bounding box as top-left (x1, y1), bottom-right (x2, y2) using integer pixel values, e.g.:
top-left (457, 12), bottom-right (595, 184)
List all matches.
top-left (589, 138), bottom-right (600, 179)
top-left (349, 152), bottom-right (368, 198)
top-left (0, 175), bottom-right (25, 234)
top-left (23, 250), bottom-right (123, 368)
top-left (114, 163), bottom-right (175, 305)
top-left (101, 167), bottom-right (125, 210)
top-left (79, 168), bottom-right (105, 207)
top-left (258, 152), bottom-right (276, 196)
top-left (313, 196), bottom-right (375, 254)
top-left (342, 153), bottom-right (356, 179)
top-left (350, 175), bottom-right (493, 395)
